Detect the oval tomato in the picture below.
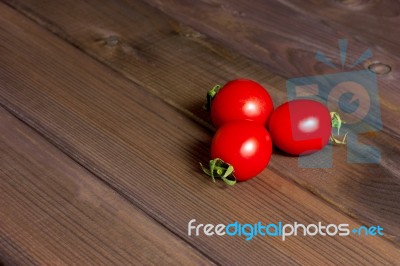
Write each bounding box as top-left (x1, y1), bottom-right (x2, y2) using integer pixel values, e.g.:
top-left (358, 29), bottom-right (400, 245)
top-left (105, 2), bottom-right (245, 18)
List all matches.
top-left (268, 99), bottom-right (331, 155)
top-left (210, 79), bottom-right (274, 128)
top-left (210, 121), bottom-right (272, 181)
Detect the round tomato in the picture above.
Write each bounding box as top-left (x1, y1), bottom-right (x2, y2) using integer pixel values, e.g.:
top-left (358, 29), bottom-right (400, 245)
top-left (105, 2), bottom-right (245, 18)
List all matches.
top-left (209, 79), bottom-right (274, 128)
top-left (208, 121), bottom-right (272, 182)
top-left (268, 99), bottom-right (331, 155)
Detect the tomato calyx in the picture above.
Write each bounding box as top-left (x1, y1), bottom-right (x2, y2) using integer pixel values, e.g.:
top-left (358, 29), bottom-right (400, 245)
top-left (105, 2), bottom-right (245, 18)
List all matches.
top-left (204, 85), bottom-right (221, 111)
top-left (200, 158), bottom-right (236, 186)
top-left (330, 112), bottom-right (348, 145)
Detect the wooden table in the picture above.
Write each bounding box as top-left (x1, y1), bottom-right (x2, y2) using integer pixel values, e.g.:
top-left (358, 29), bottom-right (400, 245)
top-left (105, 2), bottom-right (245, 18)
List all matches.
top-left (1, 0), bottom-right (399, 265)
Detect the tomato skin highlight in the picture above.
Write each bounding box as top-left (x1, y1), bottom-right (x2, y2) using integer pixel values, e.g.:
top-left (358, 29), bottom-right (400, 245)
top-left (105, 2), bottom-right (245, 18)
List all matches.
top-left (210, 79), bottom-right (274, 128)
top-left (268, 100), bottom-right (332, 155)
top-left (211, 121), bottom-right (272, 181)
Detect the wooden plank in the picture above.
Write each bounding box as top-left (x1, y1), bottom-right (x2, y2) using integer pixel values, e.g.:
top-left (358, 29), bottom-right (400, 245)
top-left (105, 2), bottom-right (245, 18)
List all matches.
top-left (141, 0), bottom-right (400, 137)
top-left (4, 0), bottom-right (400, 244)
top-left (1, 2), bottom-right (400, 265)
top-left (0, 107), bottom-right (212, 265)
top-left (273, 0), bottom-right (400, 59)
top-left (1, 0), bottom-right (279, 129)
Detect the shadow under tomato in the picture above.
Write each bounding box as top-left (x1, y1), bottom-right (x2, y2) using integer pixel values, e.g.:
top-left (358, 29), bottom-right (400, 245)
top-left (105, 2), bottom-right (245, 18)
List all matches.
top-left (271, 146), bottom-right (299, 158)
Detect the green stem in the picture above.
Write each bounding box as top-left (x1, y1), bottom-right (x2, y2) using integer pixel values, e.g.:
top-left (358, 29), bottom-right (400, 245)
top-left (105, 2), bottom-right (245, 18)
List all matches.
top-left (203, 85), bottom-right (221, 111)
top-left (330, 112), bottom-right (348, 145)
top-left (200, 158), bottom-right (236, 186)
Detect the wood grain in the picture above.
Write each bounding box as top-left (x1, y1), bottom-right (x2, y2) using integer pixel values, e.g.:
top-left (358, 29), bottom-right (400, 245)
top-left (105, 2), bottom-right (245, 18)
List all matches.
top-left (141, 0), bottom-right (400, 137)
top-left (1, 2), bottom-right (399, 265)
top-left (3, 0), bottom-right (400, 244)
top-left (276, 0), bottom-right (400, 58)
top-left (0, 107), bottom-right (211, 265)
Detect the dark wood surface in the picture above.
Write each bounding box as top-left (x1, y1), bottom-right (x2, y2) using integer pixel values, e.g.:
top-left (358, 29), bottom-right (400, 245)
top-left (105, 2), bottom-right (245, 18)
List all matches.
top-left (1, 0), bottom-right (399, 265)
top-left (0, 107), bottom-right (210, 265)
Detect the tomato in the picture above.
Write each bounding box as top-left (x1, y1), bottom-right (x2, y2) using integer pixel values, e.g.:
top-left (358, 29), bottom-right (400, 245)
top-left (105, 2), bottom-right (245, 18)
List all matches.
top-left (209, 79), bottom-right (274, 128)
top-left (268, 99), bottom-right (332, 155)
top-left (207, 121), bottom-right (272, 182)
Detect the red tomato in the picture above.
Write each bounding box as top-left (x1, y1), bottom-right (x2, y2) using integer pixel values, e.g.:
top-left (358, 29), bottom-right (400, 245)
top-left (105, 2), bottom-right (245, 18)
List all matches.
top-left (211, 121), bottom-right (272, 181)
top-left (268, 99), bottom-right (332, 155)
top-left (210, 79), bottom-right (274, 128)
